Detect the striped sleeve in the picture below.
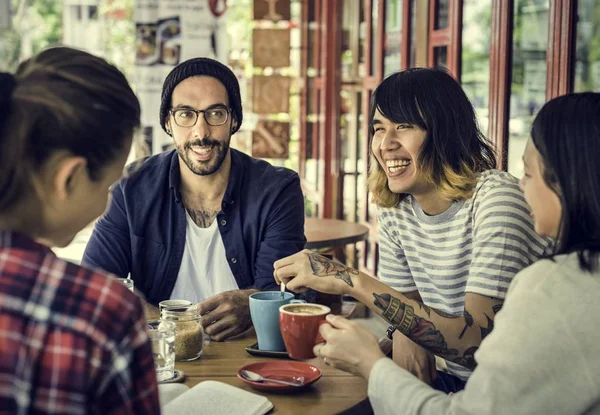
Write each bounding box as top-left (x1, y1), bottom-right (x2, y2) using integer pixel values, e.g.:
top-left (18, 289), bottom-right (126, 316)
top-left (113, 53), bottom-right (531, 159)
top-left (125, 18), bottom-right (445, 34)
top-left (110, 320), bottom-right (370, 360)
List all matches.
top-left (377, 209), bottom-right (417, 293)
top-left (466, 179), bottom-right (550, 298)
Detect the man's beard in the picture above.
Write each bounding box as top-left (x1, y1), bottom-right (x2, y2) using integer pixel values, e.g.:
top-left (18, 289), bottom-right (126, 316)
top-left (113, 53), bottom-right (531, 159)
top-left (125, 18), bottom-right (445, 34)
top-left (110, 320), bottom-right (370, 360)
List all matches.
top-left (176, 136), bottom-right (231, 176)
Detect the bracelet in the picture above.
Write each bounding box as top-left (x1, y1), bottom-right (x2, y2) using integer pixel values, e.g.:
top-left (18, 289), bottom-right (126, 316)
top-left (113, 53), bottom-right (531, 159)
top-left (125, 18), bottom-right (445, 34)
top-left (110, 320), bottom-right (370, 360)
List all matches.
top-left (386, 325), bottom-right (397, 340)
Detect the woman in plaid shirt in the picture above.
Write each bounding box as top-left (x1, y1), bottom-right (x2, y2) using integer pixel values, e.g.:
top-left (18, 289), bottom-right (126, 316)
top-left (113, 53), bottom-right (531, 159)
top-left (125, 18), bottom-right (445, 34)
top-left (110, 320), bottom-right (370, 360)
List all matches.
top-left (0, 48), bottom-right (160, 414)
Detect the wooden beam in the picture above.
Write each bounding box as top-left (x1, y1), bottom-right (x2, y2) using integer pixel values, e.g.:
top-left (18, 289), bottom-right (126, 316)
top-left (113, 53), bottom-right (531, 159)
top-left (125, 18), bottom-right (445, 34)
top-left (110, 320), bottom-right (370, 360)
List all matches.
top-left (546, 0), bottom-right (576, 99)
top-left (320, 0), bottom-right (342, 218)
top-left (299, 0), bottom-right (309, 178)
top-left (400, 0), bottom-right (412, 70)
top-left (448, 0), bottom-right (463, 80)
top-left (488, 0), bottom-right (513, 171)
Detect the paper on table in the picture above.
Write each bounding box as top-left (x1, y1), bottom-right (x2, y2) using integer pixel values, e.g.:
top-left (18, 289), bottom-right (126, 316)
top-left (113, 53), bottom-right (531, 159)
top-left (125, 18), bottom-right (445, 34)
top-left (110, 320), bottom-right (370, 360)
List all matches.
top-left (162, 380), bottom-right (273, 415)
top-left (159, 384), bottom-right (189, 407)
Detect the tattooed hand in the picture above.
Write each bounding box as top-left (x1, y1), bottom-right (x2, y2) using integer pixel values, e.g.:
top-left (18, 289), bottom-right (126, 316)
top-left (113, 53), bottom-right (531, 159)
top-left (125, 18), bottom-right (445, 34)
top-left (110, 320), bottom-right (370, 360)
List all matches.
top-left (306, 253), bottom-right (358, 287)
top-left (273, 249), bottom-right (360, 295)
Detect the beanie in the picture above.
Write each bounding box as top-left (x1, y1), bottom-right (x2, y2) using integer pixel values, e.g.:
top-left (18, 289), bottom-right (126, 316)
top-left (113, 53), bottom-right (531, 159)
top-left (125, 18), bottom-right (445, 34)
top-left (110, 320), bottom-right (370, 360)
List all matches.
top-left (159, 57), bottom-right (242, 134)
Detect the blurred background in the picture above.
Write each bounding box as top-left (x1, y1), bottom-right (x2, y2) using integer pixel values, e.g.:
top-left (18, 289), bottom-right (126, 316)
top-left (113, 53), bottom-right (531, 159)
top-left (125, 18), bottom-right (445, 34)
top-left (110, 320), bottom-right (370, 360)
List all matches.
top-left (1, 0), bottom-right (599, 277)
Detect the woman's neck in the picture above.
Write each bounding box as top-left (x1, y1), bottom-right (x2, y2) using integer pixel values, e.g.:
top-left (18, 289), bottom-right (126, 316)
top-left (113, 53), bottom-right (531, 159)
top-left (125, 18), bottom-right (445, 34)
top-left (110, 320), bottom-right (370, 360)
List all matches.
top-left (412, 190), bottom-right (453, 216)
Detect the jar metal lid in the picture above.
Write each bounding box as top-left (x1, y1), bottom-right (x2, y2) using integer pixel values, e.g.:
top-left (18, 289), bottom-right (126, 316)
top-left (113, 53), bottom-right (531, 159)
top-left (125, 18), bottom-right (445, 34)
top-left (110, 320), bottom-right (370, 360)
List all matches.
top-left (159, 299), bottom-right (193, 312)
top-left (161, 304), bottom-right (201, 321)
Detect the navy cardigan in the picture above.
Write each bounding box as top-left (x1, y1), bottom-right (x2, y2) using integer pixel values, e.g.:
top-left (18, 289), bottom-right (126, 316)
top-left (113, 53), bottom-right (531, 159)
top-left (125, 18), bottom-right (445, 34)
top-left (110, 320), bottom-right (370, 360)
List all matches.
top-left (83, 149), bottom-right (306, 304)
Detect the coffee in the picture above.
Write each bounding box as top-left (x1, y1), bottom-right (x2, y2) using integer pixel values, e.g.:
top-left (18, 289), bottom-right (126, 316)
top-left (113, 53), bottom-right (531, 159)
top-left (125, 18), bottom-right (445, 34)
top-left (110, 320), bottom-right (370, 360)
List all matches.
top-left (282, 305), bottom-right (326, 315)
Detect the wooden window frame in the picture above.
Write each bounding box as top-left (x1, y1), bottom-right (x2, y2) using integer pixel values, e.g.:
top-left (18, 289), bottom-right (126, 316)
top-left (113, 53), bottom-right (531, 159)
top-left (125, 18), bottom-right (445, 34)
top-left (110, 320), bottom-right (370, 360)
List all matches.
top-left (546, 0), bottom-right (577, 99)
top-left (427, 0), bottom-right (463, 78)
top-left (487, 0), bottom-right (513, 171)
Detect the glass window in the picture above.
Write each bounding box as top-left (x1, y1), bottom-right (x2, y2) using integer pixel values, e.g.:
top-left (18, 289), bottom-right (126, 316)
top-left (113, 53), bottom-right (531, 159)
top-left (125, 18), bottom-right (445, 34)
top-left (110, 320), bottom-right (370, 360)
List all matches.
top-left (434, 0), bottom-right (449, 30)
top-left (384, 0), bottom-right (402, 76)
top-left (342, 0), bottom-right (362, 80)
top-left (508, 0), bottom-right (549, 177)
top-left (574, 0), bottom-right (600, 92)
top-left (433, 46), bottom-right (448, 68)
top-left (461, 0), bottom-right (491, 136)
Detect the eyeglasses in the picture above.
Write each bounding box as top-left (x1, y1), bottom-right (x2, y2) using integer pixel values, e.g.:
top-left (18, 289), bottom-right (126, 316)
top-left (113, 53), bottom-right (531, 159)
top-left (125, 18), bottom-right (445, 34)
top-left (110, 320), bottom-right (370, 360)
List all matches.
top-left (169, 106), bottom-right (231, 128)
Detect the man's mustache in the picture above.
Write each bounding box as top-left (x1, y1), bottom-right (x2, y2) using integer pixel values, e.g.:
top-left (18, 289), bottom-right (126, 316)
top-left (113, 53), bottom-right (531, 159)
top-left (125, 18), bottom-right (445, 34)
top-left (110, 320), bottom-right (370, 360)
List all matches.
top-left (185, 138), bottom-right (222, 149)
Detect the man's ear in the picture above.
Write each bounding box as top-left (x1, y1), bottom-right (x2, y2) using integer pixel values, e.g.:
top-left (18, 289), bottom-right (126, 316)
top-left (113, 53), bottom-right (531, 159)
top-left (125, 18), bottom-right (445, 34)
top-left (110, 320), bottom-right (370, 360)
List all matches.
top-left (165, 118), bottom-right (173, 136)
top-left (53, 156), bottom-right (87, 201)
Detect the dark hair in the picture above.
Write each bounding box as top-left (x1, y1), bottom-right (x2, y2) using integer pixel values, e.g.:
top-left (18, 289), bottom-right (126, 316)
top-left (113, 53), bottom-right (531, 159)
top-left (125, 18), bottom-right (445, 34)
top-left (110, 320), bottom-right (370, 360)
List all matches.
top-left (367, 67), bottom-right (496, 207)
top-left (531, 92), bottom-right (600, 272)
top-left (0, 47), bottom-right (140, 213)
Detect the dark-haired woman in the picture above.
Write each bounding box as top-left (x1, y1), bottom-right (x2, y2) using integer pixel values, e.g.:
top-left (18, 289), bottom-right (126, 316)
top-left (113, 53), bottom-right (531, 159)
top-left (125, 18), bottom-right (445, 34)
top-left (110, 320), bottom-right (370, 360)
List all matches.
top-left (302, 92), bottom-right (600, 414)
top-left (0, 48), bottom-right (160, 413)
top-left (274, 68), bottom-right (552, 392)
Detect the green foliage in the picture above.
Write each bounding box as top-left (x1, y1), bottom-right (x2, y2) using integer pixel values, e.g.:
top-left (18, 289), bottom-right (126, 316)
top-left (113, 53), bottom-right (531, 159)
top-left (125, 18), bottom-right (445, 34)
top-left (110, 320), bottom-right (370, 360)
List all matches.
top-left (31, 0), bottom-right (61, 50)
top-left (101, 0), bottom-right (135, 81)
top-left (0, 0), bottom-right (62, 72)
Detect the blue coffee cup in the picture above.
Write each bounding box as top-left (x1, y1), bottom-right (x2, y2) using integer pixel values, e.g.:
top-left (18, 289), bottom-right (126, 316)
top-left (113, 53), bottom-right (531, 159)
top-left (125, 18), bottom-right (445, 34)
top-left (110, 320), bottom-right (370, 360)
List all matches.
top-left (249, 291), bottom-right (305, 351)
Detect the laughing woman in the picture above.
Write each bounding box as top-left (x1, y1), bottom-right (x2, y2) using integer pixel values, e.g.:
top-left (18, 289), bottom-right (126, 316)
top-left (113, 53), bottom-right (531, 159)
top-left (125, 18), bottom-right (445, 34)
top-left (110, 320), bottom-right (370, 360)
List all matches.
top-left (309, 92), bottom-right (600, 414)
top-left (274, 68), bottom-right (552, 392)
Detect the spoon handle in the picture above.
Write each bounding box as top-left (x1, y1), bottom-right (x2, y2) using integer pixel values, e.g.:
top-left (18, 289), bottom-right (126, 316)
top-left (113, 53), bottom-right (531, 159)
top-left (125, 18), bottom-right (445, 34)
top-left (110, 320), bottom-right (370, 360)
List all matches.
top-left (261, 378), bottom-right (303, 387)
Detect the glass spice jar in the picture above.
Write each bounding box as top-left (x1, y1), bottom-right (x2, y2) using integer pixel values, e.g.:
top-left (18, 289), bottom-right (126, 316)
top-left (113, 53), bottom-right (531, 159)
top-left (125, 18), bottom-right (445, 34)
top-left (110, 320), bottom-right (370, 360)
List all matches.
top-left (160, 304), bottom-right (204, 361)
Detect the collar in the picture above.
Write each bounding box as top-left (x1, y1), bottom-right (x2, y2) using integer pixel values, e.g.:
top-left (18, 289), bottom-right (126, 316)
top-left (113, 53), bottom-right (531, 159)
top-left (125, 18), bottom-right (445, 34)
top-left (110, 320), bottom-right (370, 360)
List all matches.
top-left (168, 148), bottom-right (244, 207)
top-left (0, 230), bottom-right (53, 254)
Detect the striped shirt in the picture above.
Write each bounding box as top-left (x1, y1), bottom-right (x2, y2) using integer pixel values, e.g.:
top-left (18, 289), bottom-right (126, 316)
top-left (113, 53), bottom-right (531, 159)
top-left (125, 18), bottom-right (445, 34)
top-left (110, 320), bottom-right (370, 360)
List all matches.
top-left (0, 231), bottom-right (160, 414)
top-left (377, 170), bottom-right (552, 380)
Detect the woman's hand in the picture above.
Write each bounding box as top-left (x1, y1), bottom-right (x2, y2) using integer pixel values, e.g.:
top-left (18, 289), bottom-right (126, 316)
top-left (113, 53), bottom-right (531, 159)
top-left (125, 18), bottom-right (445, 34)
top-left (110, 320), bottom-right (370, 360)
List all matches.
top-left (313, 314), bottom-right (386, 380)
top-left (273, 249), bottom-right (358, 295)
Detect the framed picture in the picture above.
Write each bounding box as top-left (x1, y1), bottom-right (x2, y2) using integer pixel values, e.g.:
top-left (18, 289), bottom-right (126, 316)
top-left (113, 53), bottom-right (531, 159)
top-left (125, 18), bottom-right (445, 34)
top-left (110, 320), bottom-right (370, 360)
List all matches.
top-left (252, 120), bottom-right (290, 159)
top-left (252, 76), bottom-right (291, 114)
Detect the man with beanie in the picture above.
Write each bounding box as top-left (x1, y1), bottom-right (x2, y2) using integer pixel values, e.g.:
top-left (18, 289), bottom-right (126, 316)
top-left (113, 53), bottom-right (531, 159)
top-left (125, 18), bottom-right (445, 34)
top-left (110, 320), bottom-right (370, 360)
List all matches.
top-left (83, 58), bottom-right (306, 341)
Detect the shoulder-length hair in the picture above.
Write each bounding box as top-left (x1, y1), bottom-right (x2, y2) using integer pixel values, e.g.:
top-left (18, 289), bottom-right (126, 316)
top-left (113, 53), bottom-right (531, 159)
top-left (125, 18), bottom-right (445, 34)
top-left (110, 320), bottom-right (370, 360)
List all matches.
top-left (367, 67), bottom-right (496, 208)
top-left (531, 92), bottom-right (600, 272)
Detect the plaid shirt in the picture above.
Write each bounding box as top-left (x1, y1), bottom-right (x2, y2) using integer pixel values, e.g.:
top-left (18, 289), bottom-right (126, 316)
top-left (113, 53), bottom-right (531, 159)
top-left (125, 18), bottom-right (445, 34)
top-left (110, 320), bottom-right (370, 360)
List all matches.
top-left (0, 231), bottom-right (160, 414)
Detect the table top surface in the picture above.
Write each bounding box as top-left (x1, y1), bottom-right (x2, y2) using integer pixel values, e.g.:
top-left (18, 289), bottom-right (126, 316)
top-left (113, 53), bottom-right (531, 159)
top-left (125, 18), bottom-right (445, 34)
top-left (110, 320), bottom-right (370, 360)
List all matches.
top-left (304, 218), bottom-right (369, 250)
top-left (176, 331), bottom-right (367, 414)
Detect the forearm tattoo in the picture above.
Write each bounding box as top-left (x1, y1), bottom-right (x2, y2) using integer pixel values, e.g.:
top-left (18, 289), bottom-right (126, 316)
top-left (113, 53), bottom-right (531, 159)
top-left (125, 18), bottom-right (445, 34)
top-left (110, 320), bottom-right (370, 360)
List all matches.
top-left (371, 292), bottom-right (507, 369)
top-left (419, 302), bottom-right (473, 339)
top-left (306, 253), bottom-right (358, 287)
top-left (392, 296), bottom-right (500, 369)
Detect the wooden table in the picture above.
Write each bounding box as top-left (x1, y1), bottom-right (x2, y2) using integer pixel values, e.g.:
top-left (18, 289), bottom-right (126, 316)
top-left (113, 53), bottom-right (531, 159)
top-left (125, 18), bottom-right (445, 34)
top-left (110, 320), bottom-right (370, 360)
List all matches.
top-left (304, 218), bottom-right (369, 250)
top-left (177, 332), bottom-right (367, 414)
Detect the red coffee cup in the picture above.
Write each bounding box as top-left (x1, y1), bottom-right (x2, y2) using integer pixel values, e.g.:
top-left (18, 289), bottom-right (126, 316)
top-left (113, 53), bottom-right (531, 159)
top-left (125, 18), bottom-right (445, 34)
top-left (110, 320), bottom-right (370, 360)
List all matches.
top-left (279, 303), bottom-right (331, 360)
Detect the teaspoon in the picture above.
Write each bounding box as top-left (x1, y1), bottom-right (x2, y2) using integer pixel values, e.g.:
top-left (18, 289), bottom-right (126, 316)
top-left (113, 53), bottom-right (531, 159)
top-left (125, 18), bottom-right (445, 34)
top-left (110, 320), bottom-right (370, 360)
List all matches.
top-left (240, 369), bottom-right (304, 386)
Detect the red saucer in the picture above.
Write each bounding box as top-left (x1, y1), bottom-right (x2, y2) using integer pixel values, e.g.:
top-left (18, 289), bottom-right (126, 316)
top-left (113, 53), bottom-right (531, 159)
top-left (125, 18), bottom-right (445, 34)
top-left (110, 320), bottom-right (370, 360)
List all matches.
top-left (237, 361), bottom-right (322, 392)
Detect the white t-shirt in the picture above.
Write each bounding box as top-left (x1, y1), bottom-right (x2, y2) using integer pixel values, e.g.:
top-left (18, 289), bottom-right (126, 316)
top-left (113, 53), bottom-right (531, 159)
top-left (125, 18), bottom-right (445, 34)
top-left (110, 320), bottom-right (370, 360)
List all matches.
top-left (170, 212), bottom-right (239, 302)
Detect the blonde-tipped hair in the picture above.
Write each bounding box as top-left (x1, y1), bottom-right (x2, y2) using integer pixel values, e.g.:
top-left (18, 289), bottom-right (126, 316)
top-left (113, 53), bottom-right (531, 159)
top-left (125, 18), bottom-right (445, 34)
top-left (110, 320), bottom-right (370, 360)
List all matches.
top-left (368, 155), bottom-right (482, 208)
